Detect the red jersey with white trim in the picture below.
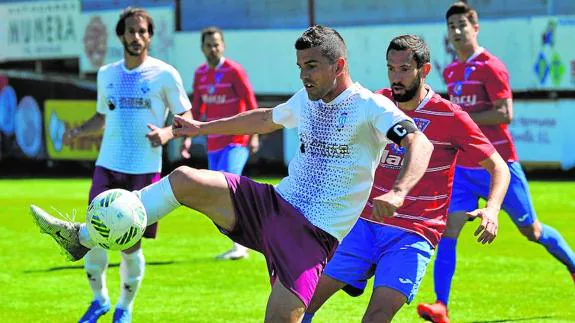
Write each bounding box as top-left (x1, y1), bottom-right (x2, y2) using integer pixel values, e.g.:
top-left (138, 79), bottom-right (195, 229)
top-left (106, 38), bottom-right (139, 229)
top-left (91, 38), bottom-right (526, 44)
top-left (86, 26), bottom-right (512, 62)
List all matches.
top-left (360, 88), bottom-right (495, 247)
top-left (443, 49), bottom-right (518, 167)
top-left (192, 58), bottom-right (258, 152)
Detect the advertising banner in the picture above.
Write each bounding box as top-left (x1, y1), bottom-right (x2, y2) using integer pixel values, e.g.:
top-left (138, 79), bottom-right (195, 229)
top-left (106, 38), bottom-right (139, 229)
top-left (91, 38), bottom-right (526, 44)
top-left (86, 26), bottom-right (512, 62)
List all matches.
top-left (44, 100), bottom-right (102, 160)
top-left (0, 0), bottom-right (80, 61)
top-left (80, 6), bottom-right (175, 73)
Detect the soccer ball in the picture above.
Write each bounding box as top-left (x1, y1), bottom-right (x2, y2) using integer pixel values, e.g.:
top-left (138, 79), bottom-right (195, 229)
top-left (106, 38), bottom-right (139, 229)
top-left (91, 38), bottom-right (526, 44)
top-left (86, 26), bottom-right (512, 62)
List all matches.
top-left (86, 189), bottom-right (147, 250)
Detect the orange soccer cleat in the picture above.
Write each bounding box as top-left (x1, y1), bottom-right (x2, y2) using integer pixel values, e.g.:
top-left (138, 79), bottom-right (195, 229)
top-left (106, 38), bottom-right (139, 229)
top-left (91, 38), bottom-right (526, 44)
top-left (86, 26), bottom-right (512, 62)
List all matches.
top-left (417, 301), bottom-right (450, 323)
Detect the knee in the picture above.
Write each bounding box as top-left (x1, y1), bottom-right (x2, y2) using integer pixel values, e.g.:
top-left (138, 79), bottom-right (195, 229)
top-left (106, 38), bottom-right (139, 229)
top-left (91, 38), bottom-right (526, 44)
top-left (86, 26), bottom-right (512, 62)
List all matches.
top-left (520, 223), bottom-right (541, 242)
top-left (169, 166), bottom-right (202, 195)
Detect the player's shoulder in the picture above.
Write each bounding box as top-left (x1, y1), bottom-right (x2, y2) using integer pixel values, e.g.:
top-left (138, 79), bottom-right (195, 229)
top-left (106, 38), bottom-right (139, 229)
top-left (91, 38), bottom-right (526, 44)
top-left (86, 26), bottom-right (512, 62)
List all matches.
top-left (356, 85), bottom-right (396, 110)
top-left (194, 62), bottom-right (209, 75)
top-left (477, 50), bottom-right (508, 71)
top-left (427, 93), bottom-right (459, 112)
top-left (147, 56), bottom-right (178, 72)
top-left (97, 60), bottom-right (122, 76)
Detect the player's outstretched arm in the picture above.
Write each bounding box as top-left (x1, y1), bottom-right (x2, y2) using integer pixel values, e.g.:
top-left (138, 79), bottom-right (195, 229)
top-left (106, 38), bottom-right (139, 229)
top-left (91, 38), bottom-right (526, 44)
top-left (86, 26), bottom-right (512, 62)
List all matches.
top-left (372, 131), bottom-right (433, 220)
top-left (172, 108), bottom-right (283, 138)
top-left (469, 152), bottom-right (510, 244)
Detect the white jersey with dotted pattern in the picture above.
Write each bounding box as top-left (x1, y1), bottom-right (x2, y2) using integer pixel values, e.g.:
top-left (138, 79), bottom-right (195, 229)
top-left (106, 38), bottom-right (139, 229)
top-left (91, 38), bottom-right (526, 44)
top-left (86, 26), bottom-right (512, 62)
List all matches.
top-left (273, 83), bottom-right (412, 241)
top-left (95, 57), bottom-right (191, 174)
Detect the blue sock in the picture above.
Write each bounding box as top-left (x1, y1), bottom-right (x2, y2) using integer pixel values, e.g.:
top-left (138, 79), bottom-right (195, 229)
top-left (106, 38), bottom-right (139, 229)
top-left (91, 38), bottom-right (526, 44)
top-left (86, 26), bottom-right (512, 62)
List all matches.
top-left (538, 224), bottom-right (575, 273)
top-left (301, 312), bottom-right (315, 323)
top-left (434, 237), bottom-right (457, 306)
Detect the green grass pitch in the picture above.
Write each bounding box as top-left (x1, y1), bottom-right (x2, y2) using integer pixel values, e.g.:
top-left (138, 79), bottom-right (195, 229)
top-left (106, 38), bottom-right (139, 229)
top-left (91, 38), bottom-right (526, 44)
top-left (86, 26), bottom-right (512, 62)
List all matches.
top-left (1, 178), bottom-right (574, 322)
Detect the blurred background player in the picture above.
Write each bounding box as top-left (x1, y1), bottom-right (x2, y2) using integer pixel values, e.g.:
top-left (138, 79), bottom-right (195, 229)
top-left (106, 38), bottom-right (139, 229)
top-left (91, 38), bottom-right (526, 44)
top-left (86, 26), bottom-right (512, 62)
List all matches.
top-left (302, 34), bottom-right (509, 323)
top-left (184, 26), bottom-right (259, 260)
top-left (417, 2), bottom-right (575, 322)
top-left (63, 7), bottom-right (192, 323)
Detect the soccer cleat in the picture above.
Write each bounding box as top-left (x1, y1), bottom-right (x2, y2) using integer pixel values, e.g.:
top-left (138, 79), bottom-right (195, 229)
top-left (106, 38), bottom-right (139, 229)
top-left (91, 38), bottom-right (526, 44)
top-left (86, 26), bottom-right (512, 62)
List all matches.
top-left (78, 299), bottom-right (111, 323)
top-left (215, 246), bottom-right (249, 260)
top-left (113, 307), bottom-right (132, 323)
top-left (417, 301), bottom-right (450, 323)
top-left (30, 205), bottom-right (90, 261)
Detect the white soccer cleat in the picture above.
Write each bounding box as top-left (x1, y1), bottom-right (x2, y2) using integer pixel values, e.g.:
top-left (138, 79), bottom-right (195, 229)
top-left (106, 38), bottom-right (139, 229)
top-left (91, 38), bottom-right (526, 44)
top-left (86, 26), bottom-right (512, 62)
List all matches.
top-left (216, 245), bottom-right (249, 260)
top-left (30, 205), bottom-right (89, 261)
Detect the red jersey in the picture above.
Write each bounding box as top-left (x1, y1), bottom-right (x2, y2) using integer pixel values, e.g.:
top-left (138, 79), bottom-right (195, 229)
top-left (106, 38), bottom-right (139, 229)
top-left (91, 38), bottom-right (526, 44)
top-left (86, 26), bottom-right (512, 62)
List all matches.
top-left (361, 88), bottom-right (495, 246)
top-left (192, 58), bottom-right (258, 152)
top-left (443, 48), bottom-right (518, 167)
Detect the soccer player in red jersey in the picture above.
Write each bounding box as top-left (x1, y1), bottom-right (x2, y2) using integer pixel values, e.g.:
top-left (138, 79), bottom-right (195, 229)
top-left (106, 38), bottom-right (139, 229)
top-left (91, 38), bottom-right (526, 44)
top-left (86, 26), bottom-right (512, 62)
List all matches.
top-left (187, 26), bottom-right (260, 260)
top-left (302, 34), bottom-right (510, 323)
top-left (418, 3), bottom-right (575, 322)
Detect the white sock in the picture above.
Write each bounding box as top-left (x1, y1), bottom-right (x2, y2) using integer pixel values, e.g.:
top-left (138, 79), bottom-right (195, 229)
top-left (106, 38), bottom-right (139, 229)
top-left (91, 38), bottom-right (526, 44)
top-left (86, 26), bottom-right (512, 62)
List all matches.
top-left (117, 248), bottom-right (145, 311)
top-left (84, 247), bottom-right (109, 304)
top-left (79, 224), bottom-right (96, 248)
top-left (134, 176), bottom-right (181, 225)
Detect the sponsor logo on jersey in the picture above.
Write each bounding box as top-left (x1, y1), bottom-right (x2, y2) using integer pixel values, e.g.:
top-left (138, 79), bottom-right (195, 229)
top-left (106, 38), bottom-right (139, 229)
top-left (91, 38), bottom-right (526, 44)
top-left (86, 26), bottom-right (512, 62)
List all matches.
top-left (202, 94), bottom-right (227, 104)
top-left (299, 133), bottom-right (350, 158)
top-left (450, 94), bottom-right (477, 106)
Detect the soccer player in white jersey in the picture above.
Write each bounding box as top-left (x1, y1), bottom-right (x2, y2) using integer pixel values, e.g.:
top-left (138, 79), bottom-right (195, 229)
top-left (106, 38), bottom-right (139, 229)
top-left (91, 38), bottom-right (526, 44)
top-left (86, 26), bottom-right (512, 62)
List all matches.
top-left (60, 8), bottom-right (192, 323)
top-left (31, 25), bottom-right (433, 322)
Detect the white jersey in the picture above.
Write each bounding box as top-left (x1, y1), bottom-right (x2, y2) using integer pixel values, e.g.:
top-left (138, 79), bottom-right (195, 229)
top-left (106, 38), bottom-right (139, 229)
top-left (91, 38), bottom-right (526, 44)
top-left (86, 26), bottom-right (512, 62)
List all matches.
top-left (273, 83), bottom-right (412, 241)
top-left (95, 57), bottom-right (191, 174)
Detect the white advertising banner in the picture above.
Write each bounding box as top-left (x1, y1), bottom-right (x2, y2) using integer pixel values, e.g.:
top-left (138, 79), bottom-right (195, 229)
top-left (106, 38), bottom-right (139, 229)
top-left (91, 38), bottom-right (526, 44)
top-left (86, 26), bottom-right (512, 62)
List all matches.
top-left (80, 7), bottom-right (175, 73)
top-left (0, 0), bottom-right (81, 61)
top-left (508, 100), bottom-right (575, 169)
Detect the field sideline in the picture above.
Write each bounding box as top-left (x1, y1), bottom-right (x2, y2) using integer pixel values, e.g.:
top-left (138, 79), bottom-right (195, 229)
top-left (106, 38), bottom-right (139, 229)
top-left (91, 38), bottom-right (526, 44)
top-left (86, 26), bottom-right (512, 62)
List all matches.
top-left (1, 178), bottom-right (574, 322)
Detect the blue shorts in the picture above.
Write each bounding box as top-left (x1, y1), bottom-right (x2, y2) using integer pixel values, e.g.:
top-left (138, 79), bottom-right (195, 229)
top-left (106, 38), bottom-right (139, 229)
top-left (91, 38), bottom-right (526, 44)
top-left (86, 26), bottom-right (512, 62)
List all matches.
top-left (207, 144), bottom-right (249, 175)
top-left (448, 161), bottom-right (537, 227)
top-left (323, 219), bottom-right (433, 303)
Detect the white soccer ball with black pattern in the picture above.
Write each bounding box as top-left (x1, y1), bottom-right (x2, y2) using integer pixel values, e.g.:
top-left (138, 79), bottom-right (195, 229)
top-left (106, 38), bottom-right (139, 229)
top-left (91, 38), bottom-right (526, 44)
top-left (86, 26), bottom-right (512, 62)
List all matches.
top-left (86, 189), bottom-right (147, 250)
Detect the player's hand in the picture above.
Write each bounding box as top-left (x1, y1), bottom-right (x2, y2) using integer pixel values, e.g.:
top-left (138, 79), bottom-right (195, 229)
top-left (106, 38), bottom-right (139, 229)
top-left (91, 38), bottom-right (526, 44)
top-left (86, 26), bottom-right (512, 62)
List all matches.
top-left (467, 206), bottom-right (499, 244)
top-left (181, 137), bottom-right (192, 159)
top-left (62, 128), bottom-right (80, 146)
top-left (172, 115), bottom-right (202, 138)
top-left (371, 190), bottom-right (405, 220)
top-left (146, 124), bottom-right (170, 147)
top-left (249, 135), bottom-right (260, 154)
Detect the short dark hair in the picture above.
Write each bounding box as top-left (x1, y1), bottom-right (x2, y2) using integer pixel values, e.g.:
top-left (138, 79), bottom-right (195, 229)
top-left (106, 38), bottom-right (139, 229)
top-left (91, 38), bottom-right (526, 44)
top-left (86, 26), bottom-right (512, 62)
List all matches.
top-left (386, 35), bottom-right (430, 68)
top-left (446, 1), bottom-right (479, 25)
top-left (294, 25), bottom-right (347, 63)
top-left (115, 7), bottom-right (154, 37)
top-left (201, 26), bottom-right (224, 45)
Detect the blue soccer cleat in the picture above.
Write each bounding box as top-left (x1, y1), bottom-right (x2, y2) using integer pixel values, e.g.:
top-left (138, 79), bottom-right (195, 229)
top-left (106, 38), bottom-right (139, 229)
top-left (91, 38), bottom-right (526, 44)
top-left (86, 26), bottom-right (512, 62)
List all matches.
top-left (78, 299), bottom-right (111, 323)
top-left (113, 307), bottom-right (132, 323)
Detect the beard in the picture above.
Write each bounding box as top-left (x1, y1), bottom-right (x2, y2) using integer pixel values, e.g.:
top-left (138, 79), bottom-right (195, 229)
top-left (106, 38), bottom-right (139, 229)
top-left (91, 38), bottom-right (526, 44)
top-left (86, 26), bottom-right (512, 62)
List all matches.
top-left (392, 73), bottom-right (422, 102)
top-left (122, 39), bottom-right (146, 57)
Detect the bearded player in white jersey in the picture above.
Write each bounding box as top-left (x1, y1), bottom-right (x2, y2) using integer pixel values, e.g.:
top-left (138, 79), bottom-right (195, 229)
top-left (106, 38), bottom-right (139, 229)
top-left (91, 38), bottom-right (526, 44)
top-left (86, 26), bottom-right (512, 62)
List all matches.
top-left (31, 25), bottom-right (433, 322)
top-left (60, 7), bottom-right (192, 323)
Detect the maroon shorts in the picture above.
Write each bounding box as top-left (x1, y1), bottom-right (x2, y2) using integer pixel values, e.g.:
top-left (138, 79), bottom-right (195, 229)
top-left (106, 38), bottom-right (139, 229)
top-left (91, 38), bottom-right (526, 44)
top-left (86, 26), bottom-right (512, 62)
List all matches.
top-left (219, 173), bottom-right (339, 307)
top-left (89, 166), bottom-right (161, 238)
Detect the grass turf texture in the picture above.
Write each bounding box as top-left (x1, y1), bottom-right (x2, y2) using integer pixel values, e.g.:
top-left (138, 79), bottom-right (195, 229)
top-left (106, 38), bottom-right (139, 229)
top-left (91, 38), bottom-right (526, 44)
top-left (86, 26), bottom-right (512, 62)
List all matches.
top-left (1, 178), bottom-right (574, 322)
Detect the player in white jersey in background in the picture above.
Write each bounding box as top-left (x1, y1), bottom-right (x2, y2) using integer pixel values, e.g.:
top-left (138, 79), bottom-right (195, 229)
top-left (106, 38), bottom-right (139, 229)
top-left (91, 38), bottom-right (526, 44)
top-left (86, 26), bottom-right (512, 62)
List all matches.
top-left (31, 25), bottom-right (433, 322)
top-left (61, 7), bottom-right (192, 323)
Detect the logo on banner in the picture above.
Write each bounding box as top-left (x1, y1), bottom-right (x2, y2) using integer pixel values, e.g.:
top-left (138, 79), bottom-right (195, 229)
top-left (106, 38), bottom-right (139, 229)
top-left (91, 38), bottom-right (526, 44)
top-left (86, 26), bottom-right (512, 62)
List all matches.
top-left (533, 20), bottom-right (565, 86)
top-left (84, 16), bottom-right (108, 69)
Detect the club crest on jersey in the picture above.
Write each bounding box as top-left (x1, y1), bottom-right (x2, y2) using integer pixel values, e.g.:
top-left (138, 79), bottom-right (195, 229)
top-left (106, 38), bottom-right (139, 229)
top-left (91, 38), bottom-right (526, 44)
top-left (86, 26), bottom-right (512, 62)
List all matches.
top-left (215, 72), bottom-right (224, 84)
top-left (336, 112), bottom-right (348, 131)
top-left (388, 118), bottom-right (430, 155)
top-left (453, 81), bottom-right (463, 96)
top-left (464, 66), bottom-right (476, 80)
top-left (140, 82), bottom-right (150, 94)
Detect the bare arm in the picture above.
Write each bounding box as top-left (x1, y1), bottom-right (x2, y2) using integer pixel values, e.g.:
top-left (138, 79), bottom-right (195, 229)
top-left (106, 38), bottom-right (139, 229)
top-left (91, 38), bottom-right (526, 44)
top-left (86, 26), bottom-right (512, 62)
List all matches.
top-left (372, 131), bottom-right (434, 219)
top-left (63, 113), bottom-right (105, 145)
top-left (469, 98), bottom-right (513, 125)
top-left (147, 110), bottom-right (194, 147)
top-left (172, 108), bottom-right (283, 138)
top-left (467, 151), bottom-right (511, 244)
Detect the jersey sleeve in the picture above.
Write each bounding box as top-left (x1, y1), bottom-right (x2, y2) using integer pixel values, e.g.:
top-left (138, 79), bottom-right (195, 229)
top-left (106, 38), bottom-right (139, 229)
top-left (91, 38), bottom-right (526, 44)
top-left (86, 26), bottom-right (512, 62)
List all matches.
top-left (451, 108), bottom-right (496, 164)
top-left (272, 88), bottom-right (305, 129)
top-left (191, 70), bottom-right (203, 120)
top-left (96, 68), bottom-right (108, 115)
top-left (163, 66), bottom-right (192, 115)
top-left (232, 65), bottom-right (258, 110)
top-left (367, 94), bottom-right (413, 145)
top-left (484, 61), bottom-right (512, 102)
